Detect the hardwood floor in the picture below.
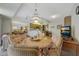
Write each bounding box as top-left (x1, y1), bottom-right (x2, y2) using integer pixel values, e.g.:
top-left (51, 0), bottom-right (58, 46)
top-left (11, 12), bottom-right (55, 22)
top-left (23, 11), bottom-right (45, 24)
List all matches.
top-left (61, 49), bottom-right (75, 56)
top-left (0, 46), bottom-right (79, 56)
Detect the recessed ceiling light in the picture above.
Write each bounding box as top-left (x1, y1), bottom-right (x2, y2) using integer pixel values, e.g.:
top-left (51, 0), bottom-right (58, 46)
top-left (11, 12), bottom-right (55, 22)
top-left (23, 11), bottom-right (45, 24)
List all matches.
top-left (51, 14), bottom-right (59, 19)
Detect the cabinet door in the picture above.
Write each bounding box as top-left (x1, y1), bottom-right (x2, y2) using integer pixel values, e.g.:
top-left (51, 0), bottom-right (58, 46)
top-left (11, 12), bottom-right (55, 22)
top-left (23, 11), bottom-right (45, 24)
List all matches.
top-left (64, 16), bottom-right (71, 26)
top-left (76, 45), bottom-right (79, 56)
top-left (63, 42), bottom-right (76, 55)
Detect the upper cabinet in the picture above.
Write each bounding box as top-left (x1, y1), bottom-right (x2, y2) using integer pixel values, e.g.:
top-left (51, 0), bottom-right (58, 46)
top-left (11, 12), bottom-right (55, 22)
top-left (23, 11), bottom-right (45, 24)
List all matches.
top-left (64, 16), bottom-right (71, 26)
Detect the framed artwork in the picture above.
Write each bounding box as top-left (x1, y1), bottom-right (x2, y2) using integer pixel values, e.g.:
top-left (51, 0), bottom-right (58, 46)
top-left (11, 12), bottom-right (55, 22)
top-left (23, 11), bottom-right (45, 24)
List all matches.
top-left (57, 25), bottom-right (61, 29)
top-left (30, 23), bottom-right (42, 30)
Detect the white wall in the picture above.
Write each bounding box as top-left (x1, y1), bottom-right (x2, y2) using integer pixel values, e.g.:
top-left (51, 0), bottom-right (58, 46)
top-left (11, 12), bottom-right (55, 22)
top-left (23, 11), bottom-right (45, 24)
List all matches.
top-left (48, 17), bottom-right (64, 37)
top-left (72, 15), bottom-right (79, 41)
top-left (1, 16), bottom-right (12, 33)
top-left (0, 15), bottom-right (12, 45)
top-left (0, 8), bottom-right (14, 17)
top-left (0, 15), bottom-right (12, 34)
top-left (72, 4), bottom-right (79, 41)
top-left (12, 17), bottom-right (30, 31)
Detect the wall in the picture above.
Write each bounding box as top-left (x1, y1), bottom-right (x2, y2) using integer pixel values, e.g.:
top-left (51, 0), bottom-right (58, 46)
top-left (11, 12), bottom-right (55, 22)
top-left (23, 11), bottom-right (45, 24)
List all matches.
top-left (12, 17), bottom-right (29, 31)
top-left (1, 15), bottom-right (12, 33)
top-left (72, 4), bottom-right (79, 42)
top-left (48, 4), bottom-right (79, 41)
top-left (0, 8), bottom-right (14, 17)
top-left (0, 15), bottom-right (12, 45)
top-left (48, 17), bottom-right (64, 37)
top-left (72, 15), bottom-right (79, 41)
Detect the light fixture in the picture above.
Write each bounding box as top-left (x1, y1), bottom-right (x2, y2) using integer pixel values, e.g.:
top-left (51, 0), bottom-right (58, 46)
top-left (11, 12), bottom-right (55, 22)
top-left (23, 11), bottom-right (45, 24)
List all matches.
top-left (32, 4), bottom-right (40, 21)
top-left (33, 20), bottom-right (41, 25)
top-left (30, 3), bottom-right (49, 25)
top-left (34, 20), bottom-right (38, 23)
top-left (51, 14), bottom-right (59, 19)
top-left (51, 15), bottom-right (57, 19)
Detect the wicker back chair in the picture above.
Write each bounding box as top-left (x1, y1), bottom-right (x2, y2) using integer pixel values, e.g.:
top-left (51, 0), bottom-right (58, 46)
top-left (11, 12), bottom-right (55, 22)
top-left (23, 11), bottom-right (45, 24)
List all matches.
top-left (48, 38), bottom-right (63, 56)
top-left (7, 46), bottom-right (39, 56)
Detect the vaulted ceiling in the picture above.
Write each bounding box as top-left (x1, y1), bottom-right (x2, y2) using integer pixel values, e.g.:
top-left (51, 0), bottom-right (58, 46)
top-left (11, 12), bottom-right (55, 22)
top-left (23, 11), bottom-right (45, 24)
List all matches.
top-left (0, 3), bottom-right (77, 23)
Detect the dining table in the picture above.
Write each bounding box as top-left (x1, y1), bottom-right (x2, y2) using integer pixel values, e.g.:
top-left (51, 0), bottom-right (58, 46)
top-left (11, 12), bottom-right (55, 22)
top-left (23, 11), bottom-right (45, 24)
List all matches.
top-left (12, 35), bottom-right (52, 55)
top-left (15, 36), bottom-right (52, 48)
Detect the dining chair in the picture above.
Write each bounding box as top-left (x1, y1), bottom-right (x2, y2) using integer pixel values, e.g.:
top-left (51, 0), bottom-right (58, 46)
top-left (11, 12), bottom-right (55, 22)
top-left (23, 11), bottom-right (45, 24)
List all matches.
top-left (7, 45), bottom-right (39, 56)
top-left (48, 38), bottom-right (63, 56)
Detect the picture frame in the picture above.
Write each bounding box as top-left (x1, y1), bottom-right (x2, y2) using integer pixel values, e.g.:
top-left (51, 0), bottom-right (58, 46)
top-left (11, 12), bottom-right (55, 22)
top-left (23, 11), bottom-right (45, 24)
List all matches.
top-left (57, 25), bottom-right (61, 29)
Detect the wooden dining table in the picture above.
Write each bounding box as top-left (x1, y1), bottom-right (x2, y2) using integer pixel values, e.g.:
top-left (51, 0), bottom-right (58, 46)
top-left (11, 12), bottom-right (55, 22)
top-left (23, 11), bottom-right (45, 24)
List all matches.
top-left (15, 36), bottom-right (52, 48)
top-left (10, 34), bottom-right (52, 55)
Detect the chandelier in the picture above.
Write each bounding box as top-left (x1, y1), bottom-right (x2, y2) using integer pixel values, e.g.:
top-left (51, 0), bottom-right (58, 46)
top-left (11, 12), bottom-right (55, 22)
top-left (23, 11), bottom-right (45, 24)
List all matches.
top-left (31, 3), bottom-right (41, 24)
top-left (31, 3), bottom-right (49, 25)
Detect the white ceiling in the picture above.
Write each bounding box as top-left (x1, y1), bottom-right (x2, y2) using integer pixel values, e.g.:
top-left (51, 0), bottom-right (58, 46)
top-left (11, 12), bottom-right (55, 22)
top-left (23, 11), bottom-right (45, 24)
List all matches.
top-left (0, 3), bottom-right (77, 22)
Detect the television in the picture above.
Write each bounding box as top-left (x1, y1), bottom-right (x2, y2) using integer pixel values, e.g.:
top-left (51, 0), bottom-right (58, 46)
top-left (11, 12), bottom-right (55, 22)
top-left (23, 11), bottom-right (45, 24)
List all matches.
top-left (61, 26), bottom-right (71, 37)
